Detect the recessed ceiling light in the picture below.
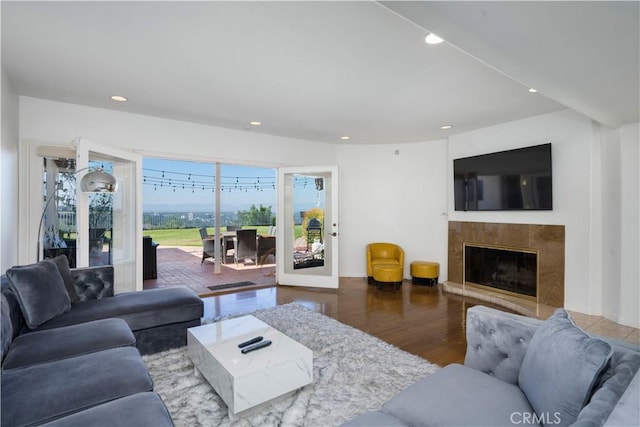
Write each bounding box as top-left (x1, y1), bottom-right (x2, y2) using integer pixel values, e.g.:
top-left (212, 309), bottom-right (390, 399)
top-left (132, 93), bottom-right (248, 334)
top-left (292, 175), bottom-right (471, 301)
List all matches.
top-left (440, 125), bottom-right (453, 130)
top-left (528, 88), bottom-right (538, 93)
top-left (425, 33), bottom-right (444, 45)
top-left (110, 95), bottom-right (128, 102)
top-left (249, 121), bottom-right (262, 126)
top-left (340, 136), bottom-right (351, 140)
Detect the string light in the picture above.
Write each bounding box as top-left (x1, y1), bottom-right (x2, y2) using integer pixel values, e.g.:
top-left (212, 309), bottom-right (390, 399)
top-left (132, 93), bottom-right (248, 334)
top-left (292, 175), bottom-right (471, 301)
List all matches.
top-left (140, 168), bottom-right (320, 194)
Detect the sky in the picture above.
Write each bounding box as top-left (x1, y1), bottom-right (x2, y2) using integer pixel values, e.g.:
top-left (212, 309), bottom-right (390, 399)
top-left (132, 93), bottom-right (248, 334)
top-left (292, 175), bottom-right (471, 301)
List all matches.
top-left (142, 158), bottom-right (323, 213)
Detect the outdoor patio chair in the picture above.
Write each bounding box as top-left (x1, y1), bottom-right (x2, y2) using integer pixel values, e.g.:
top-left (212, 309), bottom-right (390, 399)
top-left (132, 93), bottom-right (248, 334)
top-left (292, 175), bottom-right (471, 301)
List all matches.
top-left (223, 234), bottom-right (235, 264)
top-left (258, 235), bottom-right (276, 264)
top-left (235, 229), bottom-right (258, 266)
top-left (199, 227), bottom-right (215, 264)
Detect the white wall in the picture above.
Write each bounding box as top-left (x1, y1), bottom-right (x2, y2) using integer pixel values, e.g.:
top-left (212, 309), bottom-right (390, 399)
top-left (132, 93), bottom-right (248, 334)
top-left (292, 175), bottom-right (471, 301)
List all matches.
top-left (1, 69), bottom-right (20, 271)
top-left (19, 97), bottom-right (337, 168)
top-left (618, 123), bottom-right (639, 327)
top-left (448, 110), bottom-right (598, 314)
top-left (601, 126), bottom-right (622, 324)
top-left (337, 140), bottom-right (449, 279)
top-left (601, 122), bottom-right (639, 328)
top-left (447, 109), bottom-right (639, 326)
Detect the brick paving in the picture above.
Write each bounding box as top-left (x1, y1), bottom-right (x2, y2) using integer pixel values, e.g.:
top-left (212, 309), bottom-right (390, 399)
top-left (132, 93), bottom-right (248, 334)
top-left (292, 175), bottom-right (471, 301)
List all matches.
top-left (143, 246), bottom-right (276, 296)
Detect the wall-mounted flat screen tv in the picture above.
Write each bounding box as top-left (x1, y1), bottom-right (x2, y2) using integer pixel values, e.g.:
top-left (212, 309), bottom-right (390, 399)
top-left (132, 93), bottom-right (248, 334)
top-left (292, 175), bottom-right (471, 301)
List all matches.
top-left (454, 143), bottom-right (552, 211)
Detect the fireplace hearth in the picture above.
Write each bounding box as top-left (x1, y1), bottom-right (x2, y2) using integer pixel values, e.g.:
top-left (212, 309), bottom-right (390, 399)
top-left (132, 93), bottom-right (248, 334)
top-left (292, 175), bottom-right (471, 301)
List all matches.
top-left (464, 244), bottom-right (537, 299)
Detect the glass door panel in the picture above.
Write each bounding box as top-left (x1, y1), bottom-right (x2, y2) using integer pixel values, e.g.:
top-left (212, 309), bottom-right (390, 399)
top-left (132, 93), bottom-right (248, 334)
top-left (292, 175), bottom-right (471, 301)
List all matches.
top-left (277, 166), bottom-right (338, 288)
top-left (88, 160), bottom-right (114, 267)
top-left (41, 157), bottom-right (77, 267)
top-left (76, 139), bottom-right (142, 293)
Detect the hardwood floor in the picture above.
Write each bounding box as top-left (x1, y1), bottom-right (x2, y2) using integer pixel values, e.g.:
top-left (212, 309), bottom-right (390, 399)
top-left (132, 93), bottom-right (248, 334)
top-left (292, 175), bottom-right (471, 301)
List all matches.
top-left (148, 245), bottom-right (639, 363)
top-left (199, 277), bottom-right (512, 366)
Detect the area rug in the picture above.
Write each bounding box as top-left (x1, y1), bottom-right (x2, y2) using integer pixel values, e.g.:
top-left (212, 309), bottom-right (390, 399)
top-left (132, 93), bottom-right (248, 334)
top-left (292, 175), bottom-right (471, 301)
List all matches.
top-left (142, 303), bottom-right (439, 427)
top-left (206, 281), bottom-right (257, 291)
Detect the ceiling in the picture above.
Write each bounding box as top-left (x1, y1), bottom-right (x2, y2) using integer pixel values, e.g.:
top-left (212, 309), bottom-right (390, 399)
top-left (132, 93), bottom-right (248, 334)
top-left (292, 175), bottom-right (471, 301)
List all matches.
top-left (2, 1), bottom-right (638, 145)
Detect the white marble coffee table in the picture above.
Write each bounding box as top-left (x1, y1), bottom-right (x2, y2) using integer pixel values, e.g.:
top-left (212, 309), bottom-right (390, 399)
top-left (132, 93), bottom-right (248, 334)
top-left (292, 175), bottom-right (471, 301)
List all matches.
top-left (187, 315), bottom-right (313, 418)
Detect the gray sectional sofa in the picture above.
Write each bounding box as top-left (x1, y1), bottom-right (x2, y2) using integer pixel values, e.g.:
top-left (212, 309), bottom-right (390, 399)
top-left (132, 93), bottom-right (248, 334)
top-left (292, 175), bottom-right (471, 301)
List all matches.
top-left (343, 305), bottom-right (640, 427)
top-left (1, 256), bottom-right (204, 426)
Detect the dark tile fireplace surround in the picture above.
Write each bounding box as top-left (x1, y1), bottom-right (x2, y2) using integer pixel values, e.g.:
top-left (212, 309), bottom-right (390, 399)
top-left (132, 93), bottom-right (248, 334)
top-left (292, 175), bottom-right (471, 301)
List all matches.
top-left (447, 221), bottom-right (565, 308)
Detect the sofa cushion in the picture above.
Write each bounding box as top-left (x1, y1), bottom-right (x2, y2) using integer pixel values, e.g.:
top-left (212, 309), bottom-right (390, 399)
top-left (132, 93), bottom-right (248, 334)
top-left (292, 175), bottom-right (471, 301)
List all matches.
top-left (2, 318), bottom-right (136, 370)
top-left (5, 259), bottom-right (71, 329)
top-left (29, 287), bottom-right (203, 333)
top-left (1, 346), bottom-right (153, 427)
top-left (49, 255), bottom-right (80, 304)
top-left (71, 265), bottom-right (114, 301)
top-left (382, 363), bottom-right (538, 426)
top-left (518, 309), bottom-right (612, 427)
top-left (36, 392), bottom-right (174, 427)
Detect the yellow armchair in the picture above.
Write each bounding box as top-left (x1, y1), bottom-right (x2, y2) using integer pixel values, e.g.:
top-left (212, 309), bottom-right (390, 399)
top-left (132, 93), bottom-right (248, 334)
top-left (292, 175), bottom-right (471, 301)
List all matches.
top-left (366, 242), bottom-right (404, 283)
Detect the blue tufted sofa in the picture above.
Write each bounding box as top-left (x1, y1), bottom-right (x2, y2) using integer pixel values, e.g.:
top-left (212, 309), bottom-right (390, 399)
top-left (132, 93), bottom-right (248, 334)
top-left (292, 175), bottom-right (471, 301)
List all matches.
top-left (343, 305), bottom-right (639, 427)
top-left (1, 257), bottom-right (203, 426)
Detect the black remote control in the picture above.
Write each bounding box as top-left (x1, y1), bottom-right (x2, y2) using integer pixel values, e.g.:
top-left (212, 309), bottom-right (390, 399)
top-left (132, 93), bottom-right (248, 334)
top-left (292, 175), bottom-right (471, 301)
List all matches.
top-left (241, 339), bottom-right (272, 354)
top-left (238, 336), bottom-right (263, 348)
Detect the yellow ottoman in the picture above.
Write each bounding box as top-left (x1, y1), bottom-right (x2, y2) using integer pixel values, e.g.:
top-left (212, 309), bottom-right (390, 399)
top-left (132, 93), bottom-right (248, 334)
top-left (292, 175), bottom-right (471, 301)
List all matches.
top-left (372, 264), bottom-right (403, 290)
top-left (410, 261), bottom-right (440, 286)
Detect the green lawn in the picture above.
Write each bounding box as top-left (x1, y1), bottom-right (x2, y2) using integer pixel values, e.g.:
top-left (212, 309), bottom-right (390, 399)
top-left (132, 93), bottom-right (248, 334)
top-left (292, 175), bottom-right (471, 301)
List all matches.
top-left (142, 226), bottom-right (300, 246)
top-left (142, 228), bottom-right (204, 246)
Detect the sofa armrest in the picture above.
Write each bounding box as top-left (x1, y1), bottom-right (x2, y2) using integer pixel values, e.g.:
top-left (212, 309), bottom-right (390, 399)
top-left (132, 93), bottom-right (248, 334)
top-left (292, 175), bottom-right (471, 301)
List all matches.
top-left (70, 265), bottom-right (114, 301)
top-left (464, 305), bottom-right (542, 384)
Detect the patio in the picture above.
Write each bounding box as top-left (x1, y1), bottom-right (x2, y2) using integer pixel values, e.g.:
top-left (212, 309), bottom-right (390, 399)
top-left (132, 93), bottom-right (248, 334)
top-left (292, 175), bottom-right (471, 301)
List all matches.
top-left (143, 245), bottom-right (276, 296)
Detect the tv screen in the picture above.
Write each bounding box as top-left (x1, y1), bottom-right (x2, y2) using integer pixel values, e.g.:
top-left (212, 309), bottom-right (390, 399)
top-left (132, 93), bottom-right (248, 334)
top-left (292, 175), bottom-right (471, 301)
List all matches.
top-left (454, 143), bottom-right (552, 211)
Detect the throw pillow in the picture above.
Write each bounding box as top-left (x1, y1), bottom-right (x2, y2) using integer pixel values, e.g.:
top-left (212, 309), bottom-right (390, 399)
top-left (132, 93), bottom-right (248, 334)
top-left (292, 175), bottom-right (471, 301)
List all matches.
top-left (518, 309), bottom-right (612, 427)
top-left (48, 255), bottom-right (80, 303)
top-left (6, 259), bottom-right (71, 329)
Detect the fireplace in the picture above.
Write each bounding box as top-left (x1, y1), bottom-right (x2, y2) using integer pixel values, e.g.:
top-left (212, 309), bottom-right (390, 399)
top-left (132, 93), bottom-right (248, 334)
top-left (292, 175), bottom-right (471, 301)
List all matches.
top-left (464, 243), bottom-right (538, 300)
top-left (448, 221), bottom-right (565, 308)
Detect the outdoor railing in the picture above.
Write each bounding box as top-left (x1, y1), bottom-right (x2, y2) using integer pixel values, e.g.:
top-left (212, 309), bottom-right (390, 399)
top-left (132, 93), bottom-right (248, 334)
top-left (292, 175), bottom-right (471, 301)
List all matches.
top-left (57, 211), bottom-right (279, 231)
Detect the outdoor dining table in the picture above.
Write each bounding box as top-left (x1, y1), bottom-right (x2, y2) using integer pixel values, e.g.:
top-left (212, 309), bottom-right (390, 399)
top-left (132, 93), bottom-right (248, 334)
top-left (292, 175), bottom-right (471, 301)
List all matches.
top-left (204, 232), bottom-right (275, 264)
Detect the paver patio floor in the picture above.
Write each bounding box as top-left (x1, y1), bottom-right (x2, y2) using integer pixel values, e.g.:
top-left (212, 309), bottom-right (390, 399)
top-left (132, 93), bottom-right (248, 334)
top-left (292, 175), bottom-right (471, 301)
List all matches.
top-left (143, 245), bottom-right (276, 296)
